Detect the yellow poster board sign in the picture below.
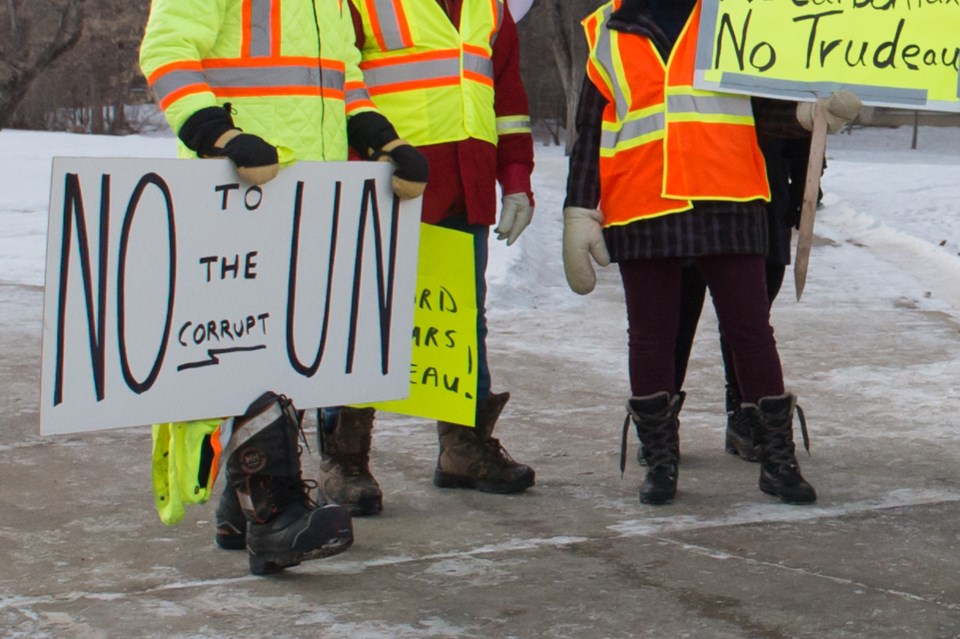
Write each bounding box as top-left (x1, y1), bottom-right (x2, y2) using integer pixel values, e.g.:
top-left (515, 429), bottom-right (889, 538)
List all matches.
top-left (695, 0), bottom-right (960, 112)
top-left (364, 224), bottom-right (478, 426)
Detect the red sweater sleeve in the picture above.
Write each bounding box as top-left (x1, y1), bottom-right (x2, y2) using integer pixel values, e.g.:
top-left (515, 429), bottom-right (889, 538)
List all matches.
top-left (491, 3), bottom-right (534, 199)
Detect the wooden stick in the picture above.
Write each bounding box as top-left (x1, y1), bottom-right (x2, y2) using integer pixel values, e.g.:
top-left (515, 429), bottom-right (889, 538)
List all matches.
top-left (793, 100), bottom-right (829, 301)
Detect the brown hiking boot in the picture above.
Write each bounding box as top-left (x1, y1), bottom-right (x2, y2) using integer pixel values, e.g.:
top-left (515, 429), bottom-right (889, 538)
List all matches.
top-left (318, 407), bottom-right (383, 516)
top-left (433, 392), bottom-right (535, 494)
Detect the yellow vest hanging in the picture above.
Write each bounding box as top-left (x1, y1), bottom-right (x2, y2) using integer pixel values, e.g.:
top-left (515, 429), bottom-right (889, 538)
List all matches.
top-left (583, 0), bottom-right (770, 226)
top-left (151, 419), bottom-right (231, 526)
top-left (351, 0), bottom-right (503, 146)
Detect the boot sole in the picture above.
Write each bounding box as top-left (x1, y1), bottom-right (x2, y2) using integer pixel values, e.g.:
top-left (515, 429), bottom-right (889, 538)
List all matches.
top-left (759, 478), bottom-right (817, 505)
top-left (349, 495), bottom-right (384, 517)
top-left (248, 533), bottom-right (354, 575)
top-left (215, 533), bottom-right (246, 551)
top-left (640, 494), bottom-right (675, 505)
top-left (433, 470), bottom-right (534, 494)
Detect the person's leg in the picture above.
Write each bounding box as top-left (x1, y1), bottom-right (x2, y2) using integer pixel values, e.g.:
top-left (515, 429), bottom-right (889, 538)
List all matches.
top-left (698, 255), bottom-right (783, 402)
top-left (698, 256), bottom-right (815, 504)
top-left (318, 406), bottom-right (382, 515)
top-left (674, 264), bottom-right (707, 391)
top-left (620, 258), bottom-right (685, 397)
top-left (620, 258), bottom-right (685, 504)
top-left (432, 215), bottom-right (534, 493)
top-left (719, 261), bottom-right (785, 460)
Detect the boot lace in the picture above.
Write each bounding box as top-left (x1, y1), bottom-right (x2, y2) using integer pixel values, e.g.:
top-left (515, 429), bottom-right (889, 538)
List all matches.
top-left (481, 435), bottom-right (517, 467)
top-left (760, 402), bottom-right (810, 471)
top-left (620, 398), bottom-right (679, 475)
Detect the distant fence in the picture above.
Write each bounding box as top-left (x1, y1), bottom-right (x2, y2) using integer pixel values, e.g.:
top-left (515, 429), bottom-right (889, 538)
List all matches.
top-left (858, 108), bottom-right (960, 128)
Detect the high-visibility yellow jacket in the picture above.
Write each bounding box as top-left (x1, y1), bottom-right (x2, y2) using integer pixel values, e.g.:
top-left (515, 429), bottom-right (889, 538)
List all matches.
top-left (350, 0), bottom-right (504, 147)
top-left (583, 0), bottom-right (770, 226)
top-left (140, 0), bottom-right (378, 164)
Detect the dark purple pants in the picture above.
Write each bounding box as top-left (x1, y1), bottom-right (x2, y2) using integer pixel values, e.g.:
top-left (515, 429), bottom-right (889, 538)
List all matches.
top-left (618, 255), bottom-right (785, 403)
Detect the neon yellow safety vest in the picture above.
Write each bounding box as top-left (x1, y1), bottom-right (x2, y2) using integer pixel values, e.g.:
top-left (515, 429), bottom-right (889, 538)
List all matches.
top-left (351, 0), bottom-right (504, 146)
top-left (140, 0), bottom-right (377, 164)
top-left (151, 419), bottom-right (230, 526)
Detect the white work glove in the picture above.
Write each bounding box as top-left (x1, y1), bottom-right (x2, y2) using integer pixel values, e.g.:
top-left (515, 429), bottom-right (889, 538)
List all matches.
top-left (796, 90), bottom-right (863, 134)
top-left (562, 206), bottom-right (610, 295)
top-left (495, 192), bottom-right (533, 246)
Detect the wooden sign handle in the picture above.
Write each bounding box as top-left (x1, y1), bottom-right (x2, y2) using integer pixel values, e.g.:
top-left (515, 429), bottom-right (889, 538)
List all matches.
top-left (793, 100), bottom-right (829, 301)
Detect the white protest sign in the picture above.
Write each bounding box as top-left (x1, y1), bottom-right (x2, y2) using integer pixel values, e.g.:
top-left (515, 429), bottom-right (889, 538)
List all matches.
top-left (41, 158), bottom-right (421, 435)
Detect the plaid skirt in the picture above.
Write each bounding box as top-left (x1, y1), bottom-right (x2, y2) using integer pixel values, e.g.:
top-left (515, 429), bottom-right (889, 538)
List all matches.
top-left (602, 200), bottom-right (769, 262)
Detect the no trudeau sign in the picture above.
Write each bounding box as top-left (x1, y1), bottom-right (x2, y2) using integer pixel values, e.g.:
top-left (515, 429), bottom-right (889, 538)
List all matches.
top-left (41, 158), bottom-right (421, 435)
top-left (696, 0), bottom-right (960, 112)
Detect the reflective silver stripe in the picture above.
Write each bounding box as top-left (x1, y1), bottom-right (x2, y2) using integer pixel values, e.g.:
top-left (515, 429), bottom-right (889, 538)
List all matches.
top-left (593, 7), bottom-right (628, 121)
top-left (496, 117), bottom-right (531, 133)
top-left (666, 93), bottom-right (752, 117)
top-left (152, 69), bottom-right (208, 102)
top-left (249, 0), bottom-right (274, 57)
top-left (155, 65), bottom-right (346, 98)
top-left (346, 85), bottom-right (373, 106)
top-left (371, 0), bottom-right (408, 50)
top-left (363, 57), bottom-right (459, 87)
top-left (491, 0), bottom-right (504, 47)
top-left (600, 112), bottom-right (665, 149)
top-left (214, 418), bottom-right (234, 479)
top-left (238, 490), bottom-right (254, 512)
top-left (222, 402), bottom-right (283, 460)
top-left (205, 66), bottom-right (345, 92)
top-left (463, 51), bottom-right (493, 82)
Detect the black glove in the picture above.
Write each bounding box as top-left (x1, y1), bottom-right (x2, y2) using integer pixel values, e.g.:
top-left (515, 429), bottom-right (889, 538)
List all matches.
top-left (178, 105), bottom-right (235, 156)
top-left (347, 111), bottom-right (401, 158)
top-left (382, 142), bottom-right (429, 183)
top-left (218, 132), bottom-right (279, 168)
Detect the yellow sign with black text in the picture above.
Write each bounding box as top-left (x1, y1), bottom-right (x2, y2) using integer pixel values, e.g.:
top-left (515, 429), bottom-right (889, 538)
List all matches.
top-left (695, 0), bottom-right (960, 112)
top-left (363, 224), bottom-right (478, 426)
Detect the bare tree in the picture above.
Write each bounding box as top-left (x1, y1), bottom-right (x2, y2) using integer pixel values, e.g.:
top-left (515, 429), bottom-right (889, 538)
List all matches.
top-left (0, 0), bottom-right (85, 127)
top-left (518, 0), bottom-right (602, 153)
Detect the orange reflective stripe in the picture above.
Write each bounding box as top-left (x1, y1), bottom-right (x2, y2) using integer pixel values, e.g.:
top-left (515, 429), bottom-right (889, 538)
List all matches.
top-left (242, 0), bottom-right (253, 58)
top-left (368, 76), bottom-right (460, 96)
top-left (215, 86), bottom-right (345, 99)
top-left (364, 0), bottom-right (388, 51)
top-left (359, 48), bottom-right (459, 69)
top-left (462, 43), bottom-right (487, 57)
top-left (147, 60), bottom-right (204, 86)
top-left (202, 56), bottom-right (345, 72)
top-left (364, 0), bottom-right (414, 50)
top-left (463, 69), bottom-right (493, 87)
top-left (394, 0), bottom-right (414, 49)
top-left (158, 83), bottom-right (209, 110)
top-left (271, 0), bottom-right (282, 57)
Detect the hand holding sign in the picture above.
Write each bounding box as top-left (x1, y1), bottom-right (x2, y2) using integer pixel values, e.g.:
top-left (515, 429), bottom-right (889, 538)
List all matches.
top-left (796, 91), bottom-right (864, 134)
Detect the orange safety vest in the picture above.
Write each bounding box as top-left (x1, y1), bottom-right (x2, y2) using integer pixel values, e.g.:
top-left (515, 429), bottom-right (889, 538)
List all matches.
top-left (583, 0), bottom-right (770, 226)
top-left (351, 0), bottom-right (507, 146)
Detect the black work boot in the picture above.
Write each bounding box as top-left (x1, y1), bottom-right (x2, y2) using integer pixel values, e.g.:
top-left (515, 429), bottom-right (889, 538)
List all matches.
top-left (724, 384), bottom-right (761, 462)
top-left (228, 392), bottom-right (354, 575)
top-left (214, 469), bottom-right (246, 550)
top-left (745, 393), bottom-right (816, 505)
top-left (626, 392), bottom-right (681, 505)
top-left (318, 407), bottom-right (383, 516)
top-left (434, 392), bottom-right (535, 494)
top-left (637, 391), bottom-right (685, 465)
